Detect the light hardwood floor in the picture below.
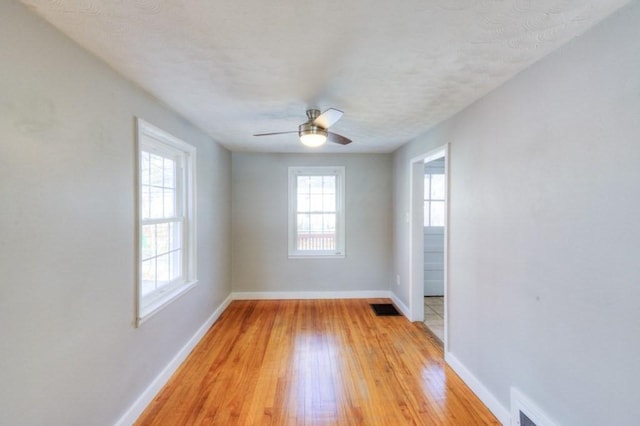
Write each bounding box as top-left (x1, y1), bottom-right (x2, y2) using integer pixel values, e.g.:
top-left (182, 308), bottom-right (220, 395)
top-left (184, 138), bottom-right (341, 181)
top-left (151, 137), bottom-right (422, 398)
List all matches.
top-left (136, 299), bottom-right (499, 425)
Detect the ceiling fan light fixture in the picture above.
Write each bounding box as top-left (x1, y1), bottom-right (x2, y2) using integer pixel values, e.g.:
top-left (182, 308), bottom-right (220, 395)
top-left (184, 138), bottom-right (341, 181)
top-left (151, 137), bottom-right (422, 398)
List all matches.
top-left (299, 123), bottom-right (327, 147)
top-left (299, 133), bottom-right (327, 147)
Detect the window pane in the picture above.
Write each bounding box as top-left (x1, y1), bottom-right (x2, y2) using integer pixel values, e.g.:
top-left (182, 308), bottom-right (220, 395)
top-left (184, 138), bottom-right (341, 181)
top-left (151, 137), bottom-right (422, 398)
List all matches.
top-left (310, 214), bottom-right (323, 233)
top-left (170, 222), bottom-right (182, 251)
top-left (321, 213), bottom-right (336, 250)
top-left (164, 188), bottom-right (175, 217)
top-left (424, 175), bottom-right (430, 199)
top-left (297, 214), bottom-right (310, 233)
top-left (141, 258), bottom-right (156, 296)
top-left (297, 214), bottom-right (310, 250)
top-left (141, 224), bottom-right (156, 260)
top-left (150, 154), bottom-right (164, 186)
top-left (141, 185), bottom-right (150, 220)
top-left (430, 201), bottom-right (445, 226)
top-left (324, 237), bottom-right (336, 251)
top-left (309, 176), bottom-right (323, 194)
top-left (299, 214), bottom-right (335, 251)
top-left (156, 254), bottom-right (170, 287)
top-left (163, 157), bottom-right (175, 188)
top-left (150, 187), bottom-right (163, 218)
top-left (322, 176), bottom-right (335, 194)
top-left (430, 175), bottom-right (445, 200)
top-left (297, 176), bottom-right (310, 194)
top-left (323, 194), bottom-right (335, 212)
top-left (170, 249), bottom-right (182, 282)
top-left (309, 194), bottom-right (323, 212)
top-left (156, 223), bottom-right (169, 254)
top-left (297, 194), bottom-right (310, 213)
top-left (323, 213), bottom-right (336, 233)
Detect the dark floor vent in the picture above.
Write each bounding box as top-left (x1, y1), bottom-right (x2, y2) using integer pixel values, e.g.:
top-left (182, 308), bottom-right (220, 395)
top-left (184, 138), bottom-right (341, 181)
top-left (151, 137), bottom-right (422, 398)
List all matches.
top-left (370, 303), bottom-right (401, 316)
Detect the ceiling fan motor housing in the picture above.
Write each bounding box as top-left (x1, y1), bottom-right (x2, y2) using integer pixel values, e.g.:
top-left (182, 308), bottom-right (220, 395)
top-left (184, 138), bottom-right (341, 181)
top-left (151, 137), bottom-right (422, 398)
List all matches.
top-left (298, 122), bottom-right (328, 138)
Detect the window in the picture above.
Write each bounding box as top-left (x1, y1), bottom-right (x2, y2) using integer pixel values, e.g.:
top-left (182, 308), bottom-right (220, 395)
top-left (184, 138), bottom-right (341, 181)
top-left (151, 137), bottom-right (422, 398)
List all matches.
top-left (137, 118), bottom-right (197, 324)
top-left (424, 173), bottom-right (445, 227)
top-left (289, 166), bottom-right (345, 258)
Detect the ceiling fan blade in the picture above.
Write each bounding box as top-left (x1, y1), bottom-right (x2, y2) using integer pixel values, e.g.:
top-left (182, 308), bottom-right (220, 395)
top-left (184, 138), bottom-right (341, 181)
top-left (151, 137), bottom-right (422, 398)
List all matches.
top-left (253, 131), bottom-right (298, 136)
top-left (313, 108), bottom-right (343, 129)
top-left (327, 132), bottom-right (352, 145)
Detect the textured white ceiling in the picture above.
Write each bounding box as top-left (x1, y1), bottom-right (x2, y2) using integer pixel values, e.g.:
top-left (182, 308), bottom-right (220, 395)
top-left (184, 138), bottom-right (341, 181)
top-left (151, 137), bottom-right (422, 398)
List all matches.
top-left (21, 0), bottom-right (629, 153)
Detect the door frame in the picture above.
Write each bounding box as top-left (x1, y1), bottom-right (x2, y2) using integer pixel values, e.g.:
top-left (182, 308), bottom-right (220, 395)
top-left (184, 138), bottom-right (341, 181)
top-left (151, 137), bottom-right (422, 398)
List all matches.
top-left (409, 144), bottom-right (449, 348)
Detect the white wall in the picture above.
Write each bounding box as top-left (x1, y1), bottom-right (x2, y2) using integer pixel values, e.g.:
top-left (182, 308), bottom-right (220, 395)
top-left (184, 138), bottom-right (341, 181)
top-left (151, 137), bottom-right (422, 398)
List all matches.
top-left (232, 153), bottom-right (392, 294)
top-left (392, 3), bottom-right (640, 425)
top-left (0, 1), bottom-right (231, 424)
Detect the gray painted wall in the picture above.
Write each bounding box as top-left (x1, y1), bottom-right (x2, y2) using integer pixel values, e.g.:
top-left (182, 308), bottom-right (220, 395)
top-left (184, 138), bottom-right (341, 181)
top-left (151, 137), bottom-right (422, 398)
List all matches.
top-left (0, 1), bottom-right (231, 424)
top-left (232, 153), bottom-right (392, 293)
top-left (392, 3), bottom-right (640, 425)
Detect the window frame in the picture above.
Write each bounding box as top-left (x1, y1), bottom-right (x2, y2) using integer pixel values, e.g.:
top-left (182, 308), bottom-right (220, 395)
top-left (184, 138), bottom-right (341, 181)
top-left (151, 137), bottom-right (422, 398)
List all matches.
top-left (136, 118), bottom-right (197, 325)
top-left (288, 166), bottom-right (346, 258)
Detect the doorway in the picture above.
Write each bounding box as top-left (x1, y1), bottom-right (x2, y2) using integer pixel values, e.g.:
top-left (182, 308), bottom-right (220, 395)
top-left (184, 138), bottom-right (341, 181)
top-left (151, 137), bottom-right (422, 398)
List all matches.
top-left (423, 157), bottom-right (445, 341)
top-left (409, 145), bottom-right (448, 348)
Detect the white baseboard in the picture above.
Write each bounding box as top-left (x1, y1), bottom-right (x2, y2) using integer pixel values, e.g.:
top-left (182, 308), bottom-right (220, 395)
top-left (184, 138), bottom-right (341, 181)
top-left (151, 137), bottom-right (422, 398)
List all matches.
top-left (511, 387), bottom-right (557, 426)
top-left (389, 292), bottom-right (410, 318)
top-left (115, 294), bottom-right (233, 426)
top-left (232, 290), bottom-right (392, 300)
top-left (445, 351), bottom-right (510, 425)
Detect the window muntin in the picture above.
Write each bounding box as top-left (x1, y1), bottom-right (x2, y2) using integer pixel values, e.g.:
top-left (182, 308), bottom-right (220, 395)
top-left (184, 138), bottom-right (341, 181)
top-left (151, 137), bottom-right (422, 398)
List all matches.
top-left (289, 167), bottom-right (345, 257)
top-left (137, 119), bottom-right (197, 324)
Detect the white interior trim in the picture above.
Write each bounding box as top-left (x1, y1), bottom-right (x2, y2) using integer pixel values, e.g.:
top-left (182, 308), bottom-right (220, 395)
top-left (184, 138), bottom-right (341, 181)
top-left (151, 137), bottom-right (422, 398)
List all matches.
top-left (232, 290), bottom-right (392, 300)
top-left (511, 387), bottom-right (558, 426)
top-left (445, 351), bottom-right (511, 425)
top-left (408, 144), bottom-right (449, 349)
top-left (390, 292), bottom-right (411, 318)
top-left (115, 294), bottom-right (232, 426)
top-left (137, 280), bottom-right (199, 326)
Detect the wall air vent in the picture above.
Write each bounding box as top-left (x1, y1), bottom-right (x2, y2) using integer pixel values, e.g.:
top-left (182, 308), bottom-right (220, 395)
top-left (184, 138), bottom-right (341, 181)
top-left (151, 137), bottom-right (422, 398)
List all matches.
top-left (511, 388), bottom-right (557, 426)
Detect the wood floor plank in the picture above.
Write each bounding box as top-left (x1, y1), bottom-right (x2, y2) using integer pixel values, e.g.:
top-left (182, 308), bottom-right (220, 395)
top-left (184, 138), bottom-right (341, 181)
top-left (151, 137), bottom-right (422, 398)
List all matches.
top-left (135, 299), bottom-right (499, 425)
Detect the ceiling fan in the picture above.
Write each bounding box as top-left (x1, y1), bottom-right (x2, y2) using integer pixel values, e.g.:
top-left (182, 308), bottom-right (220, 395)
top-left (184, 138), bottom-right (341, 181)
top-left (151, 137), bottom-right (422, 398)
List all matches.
top-left (254, 108), bottom-right (352, 147)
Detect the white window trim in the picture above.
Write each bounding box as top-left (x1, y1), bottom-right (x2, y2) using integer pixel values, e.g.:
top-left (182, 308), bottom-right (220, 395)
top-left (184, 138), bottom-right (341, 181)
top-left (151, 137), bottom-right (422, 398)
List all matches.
top-left (288, 166), bottom-right (345, 259)
top-left (136, 118), bottom-right (198, 326)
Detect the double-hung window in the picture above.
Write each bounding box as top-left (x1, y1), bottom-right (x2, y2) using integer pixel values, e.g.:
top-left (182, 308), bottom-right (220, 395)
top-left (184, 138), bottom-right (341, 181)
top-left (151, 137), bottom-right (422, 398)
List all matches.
top-left (137, 119), bottom-right (197, 324)
top-left (288, 166), bottom-right (345, 258)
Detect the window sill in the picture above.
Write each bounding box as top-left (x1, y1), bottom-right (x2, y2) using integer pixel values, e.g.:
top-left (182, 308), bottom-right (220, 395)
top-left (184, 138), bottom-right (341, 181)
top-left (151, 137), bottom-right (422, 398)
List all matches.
top-left (137, 280), bottom-right (199, 326)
